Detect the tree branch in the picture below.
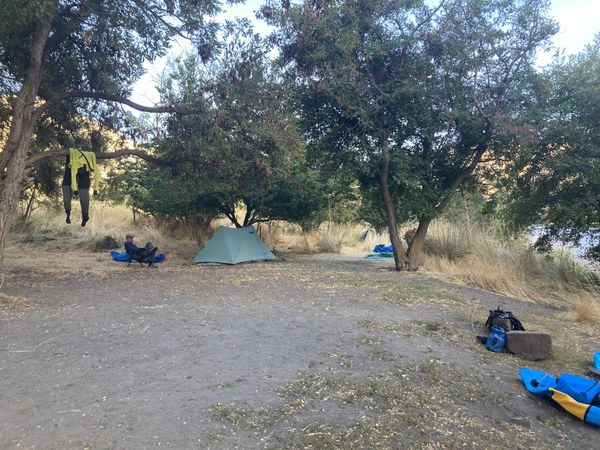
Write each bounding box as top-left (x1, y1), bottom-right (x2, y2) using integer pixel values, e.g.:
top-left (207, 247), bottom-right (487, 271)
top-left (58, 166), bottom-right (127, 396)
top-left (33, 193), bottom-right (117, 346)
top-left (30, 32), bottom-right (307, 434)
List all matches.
top-left (44, 3), bottom-right (92, 57)
top-left (26, 148), bottom-right (171, 168)
top-left (34, 90), bottom-right (195, 120)
top-left (434, 117), bottom-right (492, 214)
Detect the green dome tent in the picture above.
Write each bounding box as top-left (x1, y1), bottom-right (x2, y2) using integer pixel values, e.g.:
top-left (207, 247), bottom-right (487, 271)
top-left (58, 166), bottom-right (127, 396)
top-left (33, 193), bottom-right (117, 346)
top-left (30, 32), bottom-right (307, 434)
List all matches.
top-left (192, 226), bottom-right (277, 265)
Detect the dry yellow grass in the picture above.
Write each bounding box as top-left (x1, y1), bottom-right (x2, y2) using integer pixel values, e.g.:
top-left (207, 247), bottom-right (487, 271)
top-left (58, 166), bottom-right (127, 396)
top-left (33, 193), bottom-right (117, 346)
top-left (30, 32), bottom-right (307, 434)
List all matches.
top-left (9, 203), bottom-right (198, 265)
top-left (309, 220), bottom-right (600, 325)
top-left (22, 202), bottom-right (167, 247)
top-left (258, 221), bottom-right (374, 256)
top-left (420, 221), bottom-right (600, 324)
top-left (571, 290), bottom-right (600, 324)
top-left (263, 220), bottom-right (599, 319)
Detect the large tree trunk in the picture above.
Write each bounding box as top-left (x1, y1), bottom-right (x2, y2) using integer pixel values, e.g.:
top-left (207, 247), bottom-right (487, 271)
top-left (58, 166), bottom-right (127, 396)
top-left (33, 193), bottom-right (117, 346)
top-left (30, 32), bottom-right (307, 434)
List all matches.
top-left (405, 218), bottom-right (431, 271)
top-left (377, 154), bottom-right (406, 271)
top-left (0, 12), bottom-right (52, 272)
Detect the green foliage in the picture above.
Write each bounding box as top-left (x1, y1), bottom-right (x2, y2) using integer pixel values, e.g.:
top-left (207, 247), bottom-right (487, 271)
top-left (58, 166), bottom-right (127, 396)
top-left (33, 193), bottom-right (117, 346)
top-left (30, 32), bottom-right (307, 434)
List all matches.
top-left (0, 0), bottom-right (227, 219)
top-left (263, 0), bottom-right (557, 263)
top-left (0, 0), bottom-right (221, 95)
top-left (122, 147), bottom-right (221, 222)
top-left (0, 0), bottom-right (223, 143)
top-left (440, 189), bottom-right (492, 228)
top-left (127, 21), bottom-right (330, 227)
top-left (499, 36), bottom-right (600, 257)
top-left (256, 163), bottom-right (329, 231)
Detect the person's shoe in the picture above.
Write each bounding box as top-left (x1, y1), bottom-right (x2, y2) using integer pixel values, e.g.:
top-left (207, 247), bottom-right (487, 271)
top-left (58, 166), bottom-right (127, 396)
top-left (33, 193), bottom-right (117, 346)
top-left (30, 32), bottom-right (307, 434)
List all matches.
top-left (81, 218), bottom-right (88, 227)
top-left (66, 216), bottom-right (71, 224)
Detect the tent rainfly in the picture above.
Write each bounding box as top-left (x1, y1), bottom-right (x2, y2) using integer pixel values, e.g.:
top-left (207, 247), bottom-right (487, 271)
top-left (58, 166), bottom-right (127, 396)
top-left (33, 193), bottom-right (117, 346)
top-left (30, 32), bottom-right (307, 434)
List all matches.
top-left (192, 226), bottom-right (277, 265)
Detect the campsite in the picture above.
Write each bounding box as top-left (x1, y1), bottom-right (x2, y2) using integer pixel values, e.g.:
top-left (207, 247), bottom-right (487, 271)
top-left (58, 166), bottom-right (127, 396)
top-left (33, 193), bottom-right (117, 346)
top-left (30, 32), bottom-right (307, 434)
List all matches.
top-left (1, 219), bottom-right (599, 449)
top-left (2, 0), bottom-right (600, 448)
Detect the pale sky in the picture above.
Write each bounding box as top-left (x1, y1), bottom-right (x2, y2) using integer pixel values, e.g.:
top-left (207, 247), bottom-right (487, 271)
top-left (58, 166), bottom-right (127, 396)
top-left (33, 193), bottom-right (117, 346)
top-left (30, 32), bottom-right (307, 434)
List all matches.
top-left (131, 0), bottom-right (600, 105)
top-left (541, 0), bottom-right (600, 64)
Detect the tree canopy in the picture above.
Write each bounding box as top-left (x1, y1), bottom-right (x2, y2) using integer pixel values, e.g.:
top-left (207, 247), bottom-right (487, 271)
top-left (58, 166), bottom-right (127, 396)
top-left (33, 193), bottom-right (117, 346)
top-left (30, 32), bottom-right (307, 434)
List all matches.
top-left (0, 0), bottom-right (227, 269)
top-left (261, 0), bottom-right (557, 270)
top-left (127, 21), bottom-right (329, 228)
top-left (500, 35), bottom-right (600, 258)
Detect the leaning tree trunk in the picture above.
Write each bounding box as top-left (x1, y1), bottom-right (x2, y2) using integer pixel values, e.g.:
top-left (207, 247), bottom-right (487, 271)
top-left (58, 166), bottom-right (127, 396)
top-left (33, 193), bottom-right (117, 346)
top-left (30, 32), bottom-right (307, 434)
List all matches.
top-left (0, 12), bottom-right (51, 272)
top-left (24, 183), bottom-right (38, 220)
top-left (377, 155), bottom-right (406, 271)
top-left (405, 218), bottom-right (431, 271)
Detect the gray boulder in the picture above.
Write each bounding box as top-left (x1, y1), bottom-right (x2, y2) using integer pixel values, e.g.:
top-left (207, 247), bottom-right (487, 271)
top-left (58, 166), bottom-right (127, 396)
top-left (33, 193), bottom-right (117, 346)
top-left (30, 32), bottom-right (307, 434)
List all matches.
top-left (505, 331), bottom-right (552, 361)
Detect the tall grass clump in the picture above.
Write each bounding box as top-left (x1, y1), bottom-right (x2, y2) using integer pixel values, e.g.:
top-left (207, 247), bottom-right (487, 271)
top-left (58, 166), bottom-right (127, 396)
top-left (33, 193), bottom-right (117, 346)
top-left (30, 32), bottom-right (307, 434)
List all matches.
top-left (423, 221), bottom-right (600, 310)
top-left (570, 289), bottom-right (600, 325)
top-left (424, 220), bottom-right (472, 260)
top-left (250, 221), bottom-right (317, 254)
top-left (10, 202), bottom-right (178, 253)
top-left (360, 227), bottom-right (390, 254)
top-left (317, 223), bottom-right (356, 253)
top-left (259, 222), bottom-right (378, 255)
top-left (319, 222), bottom-right (393, 256)
top-left (13, 203), bottom-right (128, 248)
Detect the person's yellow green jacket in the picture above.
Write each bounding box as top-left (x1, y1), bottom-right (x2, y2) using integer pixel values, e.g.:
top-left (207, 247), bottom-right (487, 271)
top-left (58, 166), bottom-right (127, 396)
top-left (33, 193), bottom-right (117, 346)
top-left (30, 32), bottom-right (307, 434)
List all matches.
top-left (69, 148), bottom-right (99, 192)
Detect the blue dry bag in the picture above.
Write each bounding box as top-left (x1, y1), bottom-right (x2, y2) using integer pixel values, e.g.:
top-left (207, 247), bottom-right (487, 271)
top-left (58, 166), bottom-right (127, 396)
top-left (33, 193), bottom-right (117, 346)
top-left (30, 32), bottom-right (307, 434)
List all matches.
top-left (556, 374), bottom-right (600, 404)
top-left (485, 326), bottom-right (506, 352)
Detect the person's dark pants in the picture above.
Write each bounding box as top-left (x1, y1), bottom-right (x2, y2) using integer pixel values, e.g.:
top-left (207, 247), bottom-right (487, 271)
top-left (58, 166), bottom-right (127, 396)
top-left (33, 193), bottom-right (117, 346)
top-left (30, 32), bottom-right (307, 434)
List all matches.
top-left (62, 185), bottom-right (89, 225)
top-left (138, 243), bottom-right (156, 263)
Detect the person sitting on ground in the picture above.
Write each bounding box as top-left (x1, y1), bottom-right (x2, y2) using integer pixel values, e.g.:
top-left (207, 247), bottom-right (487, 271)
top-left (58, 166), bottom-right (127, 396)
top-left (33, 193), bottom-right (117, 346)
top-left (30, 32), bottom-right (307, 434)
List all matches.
top-left (124, 233), bottom-right (159, 266)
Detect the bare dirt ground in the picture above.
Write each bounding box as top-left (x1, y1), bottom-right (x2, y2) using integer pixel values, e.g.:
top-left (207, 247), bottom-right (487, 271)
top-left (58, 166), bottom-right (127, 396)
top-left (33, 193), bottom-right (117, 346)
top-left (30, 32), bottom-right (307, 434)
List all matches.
top-left (0, 245), bottom-right (598, 449)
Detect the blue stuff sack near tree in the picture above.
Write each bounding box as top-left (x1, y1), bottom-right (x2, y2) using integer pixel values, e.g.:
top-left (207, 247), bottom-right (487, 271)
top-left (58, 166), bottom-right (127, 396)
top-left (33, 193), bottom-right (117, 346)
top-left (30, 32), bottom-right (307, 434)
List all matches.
top-left (485, 326), bottom-right (506, 352)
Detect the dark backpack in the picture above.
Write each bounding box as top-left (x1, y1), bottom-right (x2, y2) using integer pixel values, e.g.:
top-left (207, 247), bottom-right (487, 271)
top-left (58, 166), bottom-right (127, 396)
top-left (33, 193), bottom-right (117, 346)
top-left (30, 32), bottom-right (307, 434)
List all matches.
top-left (485, 307), bottom-right (525, 331)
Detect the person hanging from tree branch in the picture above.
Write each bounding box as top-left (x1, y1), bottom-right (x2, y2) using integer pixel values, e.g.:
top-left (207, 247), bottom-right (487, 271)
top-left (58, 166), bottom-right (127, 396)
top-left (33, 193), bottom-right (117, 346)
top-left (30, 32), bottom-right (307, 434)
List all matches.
top-left (62, 148), bottom-right (100, 227)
